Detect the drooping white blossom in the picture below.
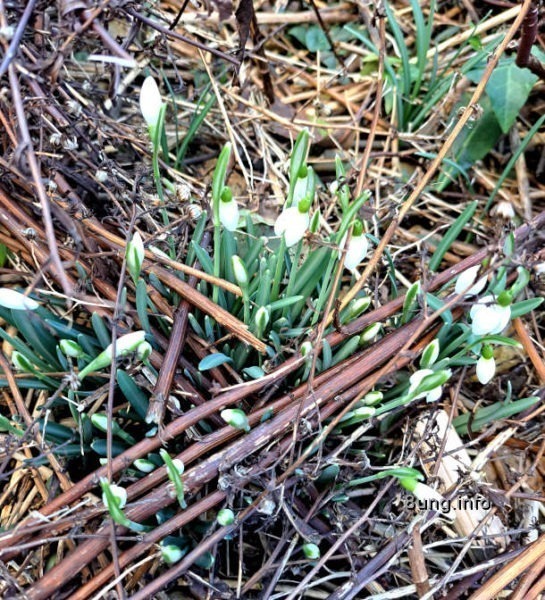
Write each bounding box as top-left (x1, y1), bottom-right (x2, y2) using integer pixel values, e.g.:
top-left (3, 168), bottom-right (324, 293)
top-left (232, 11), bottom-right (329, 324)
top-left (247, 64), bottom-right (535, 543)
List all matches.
top-left (274, 206), bottom-right (310, 247)
top-left (470, 296), bottom-right (511, 336)
top-left (218, 197), bottom-right (240, 231)
top-left (454, 265), bottom-right (487, 297)
top-left (476, 354), bottom-right (495, 385)
top-left (341, 233), bottom-right (369, 272)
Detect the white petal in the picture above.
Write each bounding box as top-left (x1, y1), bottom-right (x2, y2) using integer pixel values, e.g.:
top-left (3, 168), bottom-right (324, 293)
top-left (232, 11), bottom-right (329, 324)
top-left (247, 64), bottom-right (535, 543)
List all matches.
top-left (274, 207), bottom-right (297, 235)
top-left (139, 76), bottom-right (163, 128)
top-left (470, 305), bottom-right (501, 336)
top-left (275, 207), bottom-right (309, 247)
top-left (426, 385), bottom-right (443, 403)
top-left (219, 199), bottom-right (240, 231)
top-left (0, 288), bottom-right (39, 310)
top-left (476, 356), bottom-right (495, 384)
top-left (455, 266), bottom-right (487, 297)
top-left (490, 305), bottom-right (511, 334)
top-left (344, 234), bottom-right (369, 272)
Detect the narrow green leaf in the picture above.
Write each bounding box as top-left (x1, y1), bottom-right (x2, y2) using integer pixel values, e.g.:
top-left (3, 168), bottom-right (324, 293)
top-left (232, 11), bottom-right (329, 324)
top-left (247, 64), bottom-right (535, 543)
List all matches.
top-left (198, 353), bottom-right (233, 371)
top-left (429, 201), bottom-right (477, 272)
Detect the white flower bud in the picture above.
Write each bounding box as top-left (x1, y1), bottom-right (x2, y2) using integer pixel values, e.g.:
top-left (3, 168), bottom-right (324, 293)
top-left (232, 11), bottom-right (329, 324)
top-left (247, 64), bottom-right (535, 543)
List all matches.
top-left (274, 206), bottom-right (310, 247)
top-left (139, 76), bottom-right (163, 128)
top-left (476, 354), bottom-right (495, 384)
top-left (0, 288), bottom-right (39, 311)
top-left (454, 265), bottom-right (487, 297)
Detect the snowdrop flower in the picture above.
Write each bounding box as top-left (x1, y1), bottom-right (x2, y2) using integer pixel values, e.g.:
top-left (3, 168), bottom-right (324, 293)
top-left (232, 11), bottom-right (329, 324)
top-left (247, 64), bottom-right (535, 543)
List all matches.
top-left (0, 288), bottom-right (39, 310)
top-left (218, 188), bottom-right (239, 231)
top-left (454, 265), bottom-right (487, 297)
top-left (139, 76), bottom-right (163, 129)
top-left (470, 295), bottom-right (511, 336)
top-left (274, 202), bottom-right (310, 247)
top-left (339, 221), bottom-right (369, 272)
top-left (409, 368), bottom-right (446, 402)
top-left (476, 346), bottom-right (495, 384)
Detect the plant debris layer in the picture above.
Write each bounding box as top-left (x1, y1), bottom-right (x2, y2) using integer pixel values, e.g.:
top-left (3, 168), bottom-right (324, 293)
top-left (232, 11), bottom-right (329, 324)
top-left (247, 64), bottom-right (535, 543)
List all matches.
top-left (0, 0), bottom-right (545, 598)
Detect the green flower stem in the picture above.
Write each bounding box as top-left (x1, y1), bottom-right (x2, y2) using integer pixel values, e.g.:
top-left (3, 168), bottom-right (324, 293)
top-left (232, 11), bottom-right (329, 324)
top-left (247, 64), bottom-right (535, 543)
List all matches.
top-left (212, 144), bottom-right (232, 304)
top-left (282, 240), bottom-right (303, 317)
top-left (270, 237), bottom-right (286, 303)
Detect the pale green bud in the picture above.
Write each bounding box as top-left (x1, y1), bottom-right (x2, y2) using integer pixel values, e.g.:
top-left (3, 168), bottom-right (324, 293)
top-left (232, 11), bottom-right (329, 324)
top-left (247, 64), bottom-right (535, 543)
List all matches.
top-left (300, 341), bottom-right (313, 357)
top-left (221, 408), bottom-right (250, 432)
top-left (133, 459), bottom-right (156, 473)
top-left (11, 351), bottom-right (34, 372)
top-left (347, 297), bottom-right (371, 320)
top-left (136, 341), bottom-right (152, 362)
top-left (161, 544), bottom-right (185, 565)
top-left (420, 339), bottom-right (440, 368)
top-left (231, 256), bottom-right (248, 288)
top-left (78, 331), bottom-right (147, 380)
top-left (59, 339), bottom-right (84, 358)
top-left (126, 232), bottom-right (145, 283)
top-left (302, 543), bottom-right (320, 560)
top-left (254, 306), bottom-right (269, 335)
top-left (363, 390), bottom-right (383, 406)
top-left (217, 508), bottom-right (235, 526)
top-left (360, 322), bottom-right (381, 343)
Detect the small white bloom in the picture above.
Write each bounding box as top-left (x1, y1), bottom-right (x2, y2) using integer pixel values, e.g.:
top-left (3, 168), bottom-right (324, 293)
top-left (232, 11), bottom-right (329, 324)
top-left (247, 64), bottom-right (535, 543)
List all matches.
top-left (218, 198), bottom-right (239, 231)
top-left (340, 233), bottom-right (369, 272)
top-left (476, 355), bottom-right (495, 384)
top-left (454, 266), bottom-right (487, 297)
top-left (0, 288), bottom-right (39, 311)
top-left (139, 76), bottom-right (163, 128)
top-left (274, 206), bottom-right (310, 247)
top-left (470, 296), bottom-right (511, 335)
top-left (102, 483), bottom-right (127, 510)
top-left (409, 369), bottom-right (443, 402)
